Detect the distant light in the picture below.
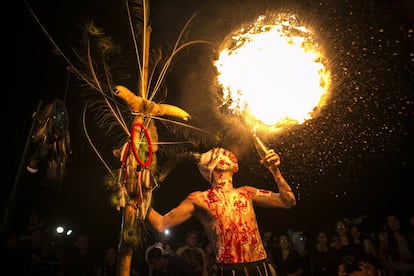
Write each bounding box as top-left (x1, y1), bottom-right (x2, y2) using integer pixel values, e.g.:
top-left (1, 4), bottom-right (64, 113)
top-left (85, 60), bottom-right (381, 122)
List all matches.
top-left (55, 224), bottom-right (73, 236)
top-left (56, 226), bottom-right (64, 234)
top-left (164, 229), bottom-right (170, 236)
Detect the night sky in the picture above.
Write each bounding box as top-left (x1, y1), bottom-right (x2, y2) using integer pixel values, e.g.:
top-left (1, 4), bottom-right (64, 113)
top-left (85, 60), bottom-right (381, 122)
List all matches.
top-left (8, 0), bottom-right (414, 248)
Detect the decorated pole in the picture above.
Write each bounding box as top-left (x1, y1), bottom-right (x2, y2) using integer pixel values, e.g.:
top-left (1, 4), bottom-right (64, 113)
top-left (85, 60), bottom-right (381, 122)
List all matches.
top-left (25, 1), bottom-right (207, 275)
top-left (117, 22), bottom-right (153, 276)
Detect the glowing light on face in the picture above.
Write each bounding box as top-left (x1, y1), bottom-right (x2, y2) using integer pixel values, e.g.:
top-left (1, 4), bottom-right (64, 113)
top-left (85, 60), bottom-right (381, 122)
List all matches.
top-left (214, 13), bottom-right (331, 133)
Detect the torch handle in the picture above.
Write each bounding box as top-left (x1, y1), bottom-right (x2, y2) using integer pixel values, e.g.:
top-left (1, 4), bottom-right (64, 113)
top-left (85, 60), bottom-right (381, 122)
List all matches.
top-left (253, 135), bottom-right (269, 160)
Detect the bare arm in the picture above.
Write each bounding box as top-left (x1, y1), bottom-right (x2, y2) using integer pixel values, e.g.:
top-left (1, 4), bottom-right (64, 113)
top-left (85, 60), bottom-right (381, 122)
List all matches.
top-left (146, 193), bottom-right (196, 232)
top-left (255, 149), bottom-right (296, 208)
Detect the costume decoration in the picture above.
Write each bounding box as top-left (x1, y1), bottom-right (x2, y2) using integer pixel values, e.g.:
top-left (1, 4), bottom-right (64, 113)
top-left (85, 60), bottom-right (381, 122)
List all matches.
top-left (26, 99), bottom-right (71, 182)
top-left (157, 151), bottom-right (201, 183)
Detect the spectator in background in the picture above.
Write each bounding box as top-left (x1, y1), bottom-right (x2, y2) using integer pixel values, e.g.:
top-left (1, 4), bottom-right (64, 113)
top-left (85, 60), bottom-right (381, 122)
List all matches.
top-left (175, 230), bottom-right (208, 276)
top-left (349, 223), bottom-right (382, 270)
top-left (378, 213), bottom-right (414, 276)
top-left (144, 243), bottom-right (196, 276)
top-left (271, 232), bottom-right (305, 276)
top-left (97, 246), bottom-right (117, 276)
top-left (20, 226), bottom-right (62, 276)
top-left (338, 254), bottom-right (383, 276)
top-left (59, 233), bottom-right (97, 276)
top-left (139, 239), bottom-right (176, 274)
top-left (290, 230), bottom-right (311, 275)
top-left (333, 219), bottom-right (361, 267)
top-left (309, 231), bottom-right (337, 276)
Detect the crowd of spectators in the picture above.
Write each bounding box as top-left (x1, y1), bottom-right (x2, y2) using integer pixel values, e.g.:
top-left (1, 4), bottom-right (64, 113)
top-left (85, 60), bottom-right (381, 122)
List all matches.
top-left (1, 210), bottom-right (413, 275)
top-left (260, 211), bottom-right (414, 276)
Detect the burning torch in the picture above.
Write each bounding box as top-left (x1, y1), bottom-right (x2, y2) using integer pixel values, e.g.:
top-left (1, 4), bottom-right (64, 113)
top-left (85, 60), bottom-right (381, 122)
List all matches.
top-left (253, 132), bottom-right (272, 167)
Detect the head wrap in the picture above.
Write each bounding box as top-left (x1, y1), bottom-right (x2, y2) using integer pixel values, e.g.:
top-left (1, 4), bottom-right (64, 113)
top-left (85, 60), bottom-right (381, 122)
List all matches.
top-left (145, 242), bottom-right (166, 263)
top-left (197, 148), bottom-right (226, 183)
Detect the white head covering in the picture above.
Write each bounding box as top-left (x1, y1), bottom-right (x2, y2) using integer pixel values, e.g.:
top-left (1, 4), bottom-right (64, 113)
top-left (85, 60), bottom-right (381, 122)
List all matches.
top-left (145, 242), bottom-right (166, 263)
top-left (197, 148), bottom-right (226, 183)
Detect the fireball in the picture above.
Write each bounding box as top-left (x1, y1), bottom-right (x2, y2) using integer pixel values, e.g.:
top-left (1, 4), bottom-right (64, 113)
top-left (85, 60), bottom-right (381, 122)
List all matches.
top-left (215, 13), bottom-right (331, 134)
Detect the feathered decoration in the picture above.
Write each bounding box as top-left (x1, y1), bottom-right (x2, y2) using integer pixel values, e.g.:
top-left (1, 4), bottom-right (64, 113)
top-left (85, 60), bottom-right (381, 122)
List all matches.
top-left (157, 151), bottom-right (201, 183)
top-left (27, 99), bottom-right (72, 182)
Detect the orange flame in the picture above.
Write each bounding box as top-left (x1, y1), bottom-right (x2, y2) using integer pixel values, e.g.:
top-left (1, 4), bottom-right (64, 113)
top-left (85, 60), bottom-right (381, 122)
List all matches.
top-left (214, 14), bottom-right (331, 134)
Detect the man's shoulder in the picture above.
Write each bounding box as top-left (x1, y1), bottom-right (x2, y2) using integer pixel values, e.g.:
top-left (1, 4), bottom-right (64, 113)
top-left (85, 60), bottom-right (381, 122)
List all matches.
top-left (186, 190), bottom-right (205, 200)
top-left (189, 189), bottom-right (207, 195)
top-left (237, 185), bottom-right (255, 190)
top-left (237, 185), bottom-right (259, 193)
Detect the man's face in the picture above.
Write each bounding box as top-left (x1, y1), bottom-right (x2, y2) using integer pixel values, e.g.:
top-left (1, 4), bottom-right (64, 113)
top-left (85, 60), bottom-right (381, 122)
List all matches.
top-left (387, 215), bottom-right (400, 231)
top-left (279, 235), bottom-right (290, 249)
top-left (214, 148), bottom-right (239, 173)
top-left (336, 222), bottom-right (348, 235)
top-left (186, 233), bottom-right (199, 247)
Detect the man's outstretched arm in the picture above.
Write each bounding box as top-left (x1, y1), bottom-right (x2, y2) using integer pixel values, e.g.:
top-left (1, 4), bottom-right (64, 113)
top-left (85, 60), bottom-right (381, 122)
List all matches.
top-left (146, 196), bottom-right (195, 232)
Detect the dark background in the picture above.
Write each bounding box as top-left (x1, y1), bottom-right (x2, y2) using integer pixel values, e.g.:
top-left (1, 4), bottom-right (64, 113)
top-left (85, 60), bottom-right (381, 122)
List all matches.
top-left (8, 0), bottom-right (414, 250)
